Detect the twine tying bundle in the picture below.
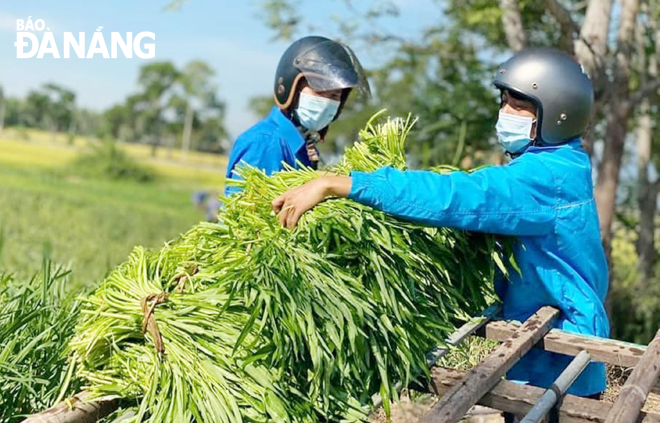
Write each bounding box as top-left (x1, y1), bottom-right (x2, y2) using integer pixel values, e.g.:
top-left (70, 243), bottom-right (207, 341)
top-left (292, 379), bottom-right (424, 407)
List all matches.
top-left (140, 292), bottom-right (168, 354)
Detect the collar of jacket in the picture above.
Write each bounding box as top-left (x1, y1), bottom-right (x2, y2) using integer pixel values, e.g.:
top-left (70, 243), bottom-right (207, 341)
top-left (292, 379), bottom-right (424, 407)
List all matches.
top-left (268, 106), bottom-right (306, 154)
top-left (525, 138), bottom-right (583, 154)
top-left (511, 138), bottom-right (583, 159)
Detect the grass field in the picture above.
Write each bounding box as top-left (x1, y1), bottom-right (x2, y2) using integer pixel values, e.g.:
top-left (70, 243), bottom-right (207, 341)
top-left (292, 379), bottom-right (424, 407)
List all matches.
top-left (2, 127), bottom-right (227, 170)
top-left (0, 129), bottom-right (227, 288)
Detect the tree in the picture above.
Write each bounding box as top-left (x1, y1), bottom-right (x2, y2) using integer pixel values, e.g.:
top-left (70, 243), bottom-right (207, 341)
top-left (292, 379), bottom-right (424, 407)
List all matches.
top-left (102, 104), bottom-right (131, 140)
top-left (196, 92), bottom-right (228, 153)
top-left (136, 62), bottom-right (180, 156)
top-left (23, 83), bottom-right (76, 142)
top-left (24, 90), bottom-right (51, 130)
top-left (75, 108), bottom-right (103, 142)
top-left (0, 86), bottom-right (5, 133)
top-left (3, 98), bottom-right (23, 128)
top-left (498, 0), bottom-right (526, 52)
top-left (43, 83), bottom-right (76, 141)
top-left (592, 0), bottom-right (641, 288)
top-left (177, 60), bottom-right (219, 159)
top-left (255, 0), bottom-right (502, 168)
top-left (635, 2), bottom-right (660, 292)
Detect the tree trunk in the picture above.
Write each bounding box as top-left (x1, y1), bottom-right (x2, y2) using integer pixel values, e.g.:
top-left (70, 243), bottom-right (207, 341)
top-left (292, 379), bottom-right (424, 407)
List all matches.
top-left (575, 0), bottom-right (614, 96)
top-left (572, 0), bottom-right (614, 165)
top-left (151, 138), bottom-right (159, 157)
top-left (595, 102), bottom-right (631, 253)
top-left (181, 101), bottom-right (194, 160)
top-left (49, 117), bottom-right (58, 143)
top-left (635, 12), bottom-right (660, 290)
top-left (68, 115), bottom-right (77, 146)
top-left (593, 0), bottom-right (640, 317)
top-left (542, 0), bottom-right (579, 54)
top-left (636, 102), bottom-right (658, 287)
top-left (151, 103), bottom-right (162, 158)
top-left (581, 126), bottom-right (595, 157)
top-left (167, 134), bottom-right (175, 159)
top-left (0, 99), bottom-right (5, 133)
top-left (498, 0), bottom-right (526, 52)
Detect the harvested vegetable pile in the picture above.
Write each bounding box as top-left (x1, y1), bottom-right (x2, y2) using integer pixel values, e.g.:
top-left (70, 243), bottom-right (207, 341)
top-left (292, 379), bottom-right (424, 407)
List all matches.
top-left (63, 113), bottom-right (512, 423)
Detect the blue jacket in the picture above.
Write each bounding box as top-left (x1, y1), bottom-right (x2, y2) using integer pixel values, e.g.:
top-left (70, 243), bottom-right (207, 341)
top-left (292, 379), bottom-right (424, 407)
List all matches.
top-left (348, 140), bottom-right (609, 396)
top-left (224, 106), bottom-right (313, 196)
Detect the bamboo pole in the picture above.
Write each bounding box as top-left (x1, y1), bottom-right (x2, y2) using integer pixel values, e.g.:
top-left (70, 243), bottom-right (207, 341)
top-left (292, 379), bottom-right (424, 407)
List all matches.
top-left (21, 392), bottom-right (118, 423)
top-left (604, 329), bottom-right (660, 423)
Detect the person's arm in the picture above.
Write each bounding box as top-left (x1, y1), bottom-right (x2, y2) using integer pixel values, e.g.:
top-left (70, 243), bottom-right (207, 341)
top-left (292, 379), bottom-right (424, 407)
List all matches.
top-left (347, 162), bottom-right (556, 236)
top-left (273, 156), bottom-right (556, 235)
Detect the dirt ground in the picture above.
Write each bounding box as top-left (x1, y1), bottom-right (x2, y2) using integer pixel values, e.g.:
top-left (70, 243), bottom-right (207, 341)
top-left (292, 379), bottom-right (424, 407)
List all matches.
top-left (370, 394), bottom-right (504, 423)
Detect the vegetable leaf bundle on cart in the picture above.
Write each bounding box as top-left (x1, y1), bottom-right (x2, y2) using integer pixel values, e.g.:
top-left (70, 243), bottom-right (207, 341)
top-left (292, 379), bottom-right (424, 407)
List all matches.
top-left (65, 112), bottom-right (514, 423)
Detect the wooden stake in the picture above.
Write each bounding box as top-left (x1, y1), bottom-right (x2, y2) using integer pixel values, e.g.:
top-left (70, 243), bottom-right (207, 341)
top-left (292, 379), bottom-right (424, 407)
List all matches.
top-left (20, 392), bottom-right (117, 423)
top-left (604, 329), bottom-right (660, 423)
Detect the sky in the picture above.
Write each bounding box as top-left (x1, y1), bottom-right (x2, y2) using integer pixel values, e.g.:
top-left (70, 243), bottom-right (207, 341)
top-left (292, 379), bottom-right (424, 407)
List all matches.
top-left (0, 0), bottom-right (442, 140)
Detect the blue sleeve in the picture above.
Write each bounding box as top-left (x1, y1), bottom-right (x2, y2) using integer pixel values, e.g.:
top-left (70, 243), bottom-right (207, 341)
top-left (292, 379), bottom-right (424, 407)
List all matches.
top-left (224, 133), bottom-right (289, 196)
top-left (348, 157), bottom-right (556, 236)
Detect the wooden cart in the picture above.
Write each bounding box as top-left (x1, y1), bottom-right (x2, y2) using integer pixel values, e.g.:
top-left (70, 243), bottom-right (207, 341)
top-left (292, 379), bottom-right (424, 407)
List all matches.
top-left (22, 306), bottom-right (660, 423)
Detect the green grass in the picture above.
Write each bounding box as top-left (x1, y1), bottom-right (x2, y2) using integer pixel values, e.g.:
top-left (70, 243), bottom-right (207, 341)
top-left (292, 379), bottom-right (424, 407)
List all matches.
top-left (0, 259), bottom-right (82, 422)
top-left (0, 130), bottom-right (227, 288)
top-left (1, 127), bottom-right (228, 170)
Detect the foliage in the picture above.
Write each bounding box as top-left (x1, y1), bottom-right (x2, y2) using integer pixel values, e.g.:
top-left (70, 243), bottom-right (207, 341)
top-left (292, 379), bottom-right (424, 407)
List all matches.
top-left (0, 260), bottom-right (82, 422)
top-left (610, 225), bottom-right (660, 344)
top-left (252, 0), bottom-right (660, 346)
top-left (72, 140), bottom-right (157, 183)
top-left (64, 114), bottom-right (512, 422)
top-left (22, 83), bottom-right (76, 134)
top-left (251, 1), bottom-right (502, 168)
top-left (437, 336), bottom-right (498, 371)
top-left (0, 58), bottom-right (229, 156)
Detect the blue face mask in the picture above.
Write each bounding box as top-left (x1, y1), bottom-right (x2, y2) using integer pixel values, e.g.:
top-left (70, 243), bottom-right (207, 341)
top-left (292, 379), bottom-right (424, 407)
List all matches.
top-left (495, 111), bottom-right (537, 154)
top-left (295, 92), bottom-right (340, 132)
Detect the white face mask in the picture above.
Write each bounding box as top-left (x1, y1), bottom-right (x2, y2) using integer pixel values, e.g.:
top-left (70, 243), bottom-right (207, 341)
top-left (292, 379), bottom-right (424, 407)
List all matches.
top-left (495, 111), bottom-right (537, 154)
top-left (295, 92), bottom-right (340, 132)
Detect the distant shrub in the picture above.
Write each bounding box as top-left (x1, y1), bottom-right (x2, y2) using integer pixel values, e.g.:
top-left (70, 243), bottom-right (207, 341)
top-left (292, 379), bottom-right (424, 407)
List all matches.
top-left (16, 126), bottom-right (29, 141)
top-left (72, 140), bottom-right (156, 183)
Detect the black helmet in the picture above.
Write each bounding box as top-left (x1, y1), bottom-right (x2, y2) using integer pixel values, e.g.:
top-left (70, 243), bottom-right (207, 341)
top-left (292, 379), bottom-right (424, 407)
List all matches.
top-left (493, 48), bottom-right (594, 145)
top-left (273, 36), bottom-right (370, 117)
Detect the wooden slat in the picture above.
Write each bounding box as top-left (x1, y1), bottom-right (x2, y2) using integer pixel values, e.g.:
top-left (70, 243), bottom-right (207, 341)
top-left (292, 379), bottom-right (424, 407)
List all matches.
top-left (604, 330), bottom-right (660, 423)
top-left (21, 392), bottom-right (118, 423)
top-left (481, 319), bottom-right (660, 394)
top-left (419, 306), bottom-right (559, 423)
top-left (427, 366), bottom-right (660, 423)
top-left (481, 320), bottom-right (648, 368)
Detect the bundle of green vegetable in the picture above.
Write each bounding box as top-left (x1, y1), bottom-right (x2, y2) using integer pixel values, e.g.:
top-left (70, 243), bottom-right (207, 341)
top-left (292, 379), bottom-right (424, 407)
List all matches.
top-left (64, 112), bottom-right (512, 422)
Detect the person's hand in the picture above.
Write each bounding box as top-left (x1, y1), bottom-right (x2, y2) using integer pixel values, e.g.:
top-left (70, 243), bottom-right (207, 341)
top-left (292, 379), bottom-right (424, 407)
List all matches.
top-left (306, 141), bottom-right (320, 163)
top-left (272, 176), bottom-right (351, 229)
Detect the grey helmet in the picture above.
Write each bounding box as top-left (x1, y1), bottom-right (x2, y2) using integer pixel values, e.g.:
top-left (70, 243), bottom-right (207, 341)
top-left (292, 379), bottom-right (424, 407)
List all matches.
top-left (273, 36), bottom-right (370, 116)
top-left (493, 48), bottom-right (594, 145)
